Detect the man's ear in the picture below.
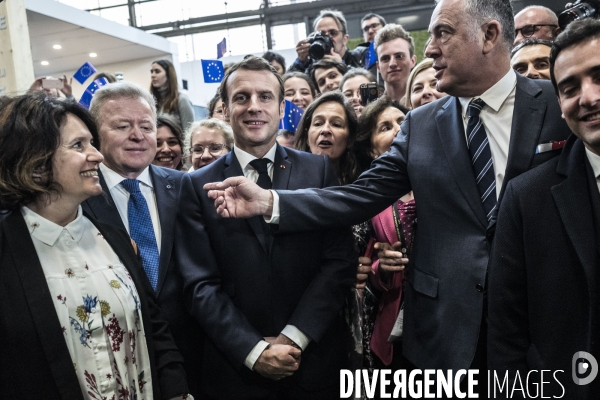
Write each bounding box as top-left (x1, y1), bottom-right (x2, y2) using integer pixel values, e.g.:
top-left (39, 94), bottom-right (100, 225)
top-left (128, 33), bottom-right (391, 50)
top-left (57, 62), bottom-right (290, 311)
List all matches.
top-left (279, 100), bottom-right (285, 119)
top-left (482, 20), bottom-right (502, 54)
top-left (222, 101), bottom-right (229, 119)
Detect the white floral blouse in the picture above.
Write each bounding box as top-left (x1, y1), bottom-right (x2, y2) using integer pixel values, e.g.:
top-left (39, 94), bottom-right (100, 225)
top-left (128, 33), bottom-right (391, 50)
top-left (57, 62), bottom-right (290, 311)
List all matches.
top-left (22, 206), bottom-right (154, 400)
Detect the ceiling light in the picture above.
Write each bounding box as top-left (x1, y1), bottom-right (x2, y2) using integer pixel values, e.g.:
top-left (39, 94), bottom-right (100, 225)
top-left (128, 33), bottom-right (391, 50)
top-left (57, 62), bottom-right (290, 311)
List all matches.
top-left (53, 44), bottom-right (62, 49)
top-left (41, 61), bottom-right (49, 66)
top-left (89, 53), bottom-right (97, 57)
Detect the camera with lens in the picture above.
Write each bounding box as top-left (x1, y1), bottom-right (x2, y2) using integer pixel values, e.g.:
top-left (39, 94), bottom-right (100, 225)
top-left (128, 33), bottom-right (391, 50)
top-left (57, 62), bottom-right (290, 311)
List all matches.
top-left (559, 0), bottom-right (600, 30)
top-left (307, 31), bottom-right (334, 60)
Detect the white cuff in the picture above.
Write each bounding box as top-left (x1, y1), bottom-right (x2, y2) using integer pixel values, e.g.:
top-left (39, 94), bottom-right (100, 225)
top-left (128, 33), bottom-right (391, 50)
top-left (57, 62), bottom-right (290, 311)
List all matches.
top-left (244, 340), bottom-right (270, 370)
top-left (281, 325), bottom-right (310, 350)
top-left (264, 190), bottom-right (280, 224)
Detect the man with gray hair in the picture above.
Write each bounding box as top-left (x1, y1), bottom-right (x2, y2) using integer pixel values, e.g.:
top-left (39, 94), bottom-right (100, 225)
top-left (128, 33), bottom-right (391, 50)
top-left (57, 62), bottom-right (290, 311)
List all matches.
top-left (203, 0), bottom-right (571, 393)
top-left (514, 5), bottom-right (560, 45)
top-left (83, 81), bottom-right (202, 398)
top-left (374, 23), bottom-right (417, 103)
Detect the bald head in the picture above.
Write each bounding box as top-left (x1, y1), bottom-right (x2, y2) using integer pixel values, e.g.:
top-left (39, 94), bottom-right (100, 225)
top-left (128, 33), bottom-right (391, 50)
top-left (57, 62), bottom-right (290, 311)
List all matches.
top-left (514, 5), bottom-right (560, 45)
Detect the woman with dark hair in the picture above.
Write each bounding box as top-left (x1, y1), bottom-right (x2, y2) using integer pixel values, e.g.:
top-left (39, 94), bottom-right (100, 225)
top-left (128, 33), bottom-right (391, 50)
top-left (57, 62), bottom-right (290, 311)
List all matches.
top-left (150, 59), bottom-right (195, 131)
top-left (340, 68), bottom-right (377, 118)
top-left (261, 51), bottom-right (286, 75)
top-left (154, 113), bottom-right (184, 170)
top-left (295, 91), bottom-right (359, 185)
top-left (282, 72), bottom-right (316, 110)
top-left (207, 91), bottom-right (226, 121)
top-left (0, 93), bottom-right (190, 399)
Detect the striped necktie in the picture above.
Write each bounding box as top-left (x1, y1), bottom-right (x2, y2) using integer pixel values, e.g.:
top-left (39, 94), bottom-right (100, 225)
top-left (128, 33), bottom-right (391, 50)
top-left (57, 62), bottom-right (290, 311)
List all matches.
top-left (467, 98), bottom-right (497, 221)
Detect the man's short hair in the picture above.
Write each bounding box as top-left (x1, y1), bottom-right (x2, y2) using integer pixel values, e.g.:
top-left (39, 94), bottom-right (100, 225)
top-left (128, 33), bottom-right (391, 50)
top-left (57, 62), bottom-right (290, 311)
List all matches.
top-left (219, 56), bottom-right (284, 105)
top-left (517, 5), bottom-right (559, 25)
top-left (550, 18), bottom-right (600, 92)
top-left (308, 59), bottom-right (348, 88)
top-left (361, 13), bottom-right (387, 27)
top-left (313, 9), bottom-right (348, 34)
top-left (262, 51), bottom-right (286, 72)
top-left (435, 0), bottom-right (515, 52)
top-left (511, 37), bottom-right (553, 58)
top-left (374, 23), bottom-right (415, 57)
top-left (90, 81), bottom-right (157, 126)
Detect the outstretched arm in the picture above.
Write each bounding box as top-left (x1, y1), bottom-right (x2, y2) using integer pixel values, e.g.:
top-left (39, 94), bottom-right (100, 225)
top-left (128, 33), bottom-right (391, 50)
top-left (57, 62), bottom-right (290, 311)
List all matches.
top-left (204, 176), bottom-right (273, 218)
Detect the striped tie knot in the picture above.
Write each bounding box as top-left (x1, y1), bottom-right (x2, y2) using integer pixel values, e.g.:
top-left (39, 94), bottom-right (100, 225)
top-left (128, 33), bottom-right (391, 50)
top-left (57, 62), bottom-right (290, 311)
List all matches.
top-left (468, 98), bottom-right (486, 119)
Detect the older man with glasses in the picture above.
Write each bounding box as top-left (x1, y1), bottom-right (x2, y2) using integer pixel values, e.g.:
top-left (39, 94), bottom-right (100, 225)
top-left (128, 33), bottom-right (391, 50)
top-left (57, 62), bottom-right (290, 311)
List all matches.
top-left (514, 5), bottom-right (561, 45)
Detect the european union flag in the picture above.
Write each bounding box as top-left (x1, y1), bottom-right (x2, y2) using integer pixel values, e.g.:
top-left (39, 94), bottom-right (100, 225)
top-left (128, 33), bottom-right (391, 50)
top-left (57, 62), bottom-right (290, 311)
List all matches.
top-left (73, 61), bottom-right (97, 84)
top-left (279, 100), bottom-right (304, 133)
top-left (79, 78), bottom-right (109, 109)
top-left (364, 42), bottom-right (377, 70)
top-left (217, 38), bottom-right (227, 59)
top-left (202, 59), bottom-right (224, 83)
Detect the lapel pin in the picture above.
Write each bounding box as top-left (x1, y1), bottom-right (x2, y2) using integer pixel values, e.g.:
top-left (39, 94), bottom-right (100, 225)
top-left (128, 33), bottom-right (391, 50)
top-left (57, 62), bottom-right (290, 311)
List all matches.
top-left (280, 165), bottom-right (285, 169)
top-left (166, 185), bottom-right (172, 189)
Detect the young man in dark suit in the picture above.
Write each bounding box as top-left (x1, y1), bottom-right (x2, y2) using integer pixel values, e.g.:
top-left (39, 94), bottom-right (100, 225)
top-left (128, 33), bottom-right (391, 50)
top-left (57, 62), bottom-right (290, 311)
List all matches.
top-left (488, 18), bottom-right (600, 399)
top-left (175, 56), bottom-right (355, 399)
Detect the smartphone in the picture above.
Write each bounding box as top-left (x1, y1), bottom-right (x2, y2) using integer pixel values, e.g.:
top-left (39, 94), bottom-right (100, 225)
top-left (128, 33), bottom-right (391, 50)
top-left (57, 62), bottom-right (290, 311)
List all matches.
top-left (360, 82), bottom-right (379, 106)
top-left (42, 78), bottom-right (64, 90)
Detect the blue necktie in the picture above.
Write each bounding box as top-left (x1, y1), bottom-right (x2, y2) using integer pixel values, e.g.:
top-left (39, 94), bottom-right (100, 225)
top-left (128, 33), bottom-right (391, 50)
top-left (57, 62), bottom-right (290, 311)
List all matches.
top-left (466, 98), bottom-right (497, 221)
top-left (121, 179), bottom-right (160, 290)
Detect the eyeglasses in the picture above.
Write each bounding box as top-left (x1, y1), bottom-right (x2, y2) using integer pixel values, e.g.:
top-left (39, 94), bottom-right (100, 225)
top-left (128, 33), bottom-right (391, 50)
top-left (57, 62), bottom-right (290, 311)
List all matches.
top-left (362, 22), bottom-right (381, 32)
top-left (190, 143), bottom-right (229, 155)
top-left (321, 29), bottom-right (341, 38)
top-left (515, 24), bottom-right (558, 38)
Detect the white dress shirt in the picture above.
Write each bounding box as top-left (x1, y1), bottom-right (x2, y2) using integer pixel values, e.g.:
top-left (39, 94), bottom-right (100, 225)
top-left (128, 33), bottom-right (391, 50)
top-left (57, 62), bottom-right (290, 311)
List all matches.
top-left (100, 163), bottom-right (162, 252)
top-left (234, 145), bottom-right (309, 370)
top-left (458, 69), bottom-right (517, 199)
top-left (585, 147), bottom-right (600, 193)
top-left (22, 206), bottom-right (153, 399)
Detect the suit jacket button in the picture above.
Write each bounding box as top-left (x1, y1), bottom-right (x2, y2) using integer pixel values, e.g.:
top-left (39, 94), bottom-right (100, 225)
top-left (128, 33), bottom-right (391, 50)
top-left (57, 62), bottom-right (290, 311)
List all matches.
top-left (476, 284), bottom-right (484, 292)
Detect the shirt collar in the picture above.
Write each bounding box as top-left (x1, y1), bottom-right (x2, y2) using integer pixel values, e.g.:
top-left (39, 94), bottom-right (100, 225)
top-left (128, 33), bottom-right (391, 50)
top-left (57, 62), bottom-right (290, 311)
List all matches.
top-left (585, 147), bottom-right (600, 180)
top-left (459, 69), bottom-right (517, 118)
top-left (233, 143), bottom-right (278, 171)
top-left (100, 163), bottom-right (153, 190)
top-left (21, 205), bottom-right (85, 246)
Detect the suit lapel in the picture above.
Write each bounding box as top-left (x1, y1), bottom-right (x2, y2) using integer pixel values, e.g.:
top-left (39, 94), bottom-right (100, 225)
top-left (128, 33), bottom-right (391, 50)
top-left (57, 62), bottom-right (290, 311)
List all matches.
top-left (85, 172), bottom-right (127, 233)
top-left (552, 140), bottom-right (597, 299)
top-left (502, 75), bottom-right (546, 200)
top-left (436, 96), bottom-right (488, 228)
top-left (272, 144), bottom-right (292, 190)
top-left (224, 151), bottom-right (270, 255)
top-left (149, 165), bottom-right (178, 295)
top-left (3, 212), bottom-right (83, 399)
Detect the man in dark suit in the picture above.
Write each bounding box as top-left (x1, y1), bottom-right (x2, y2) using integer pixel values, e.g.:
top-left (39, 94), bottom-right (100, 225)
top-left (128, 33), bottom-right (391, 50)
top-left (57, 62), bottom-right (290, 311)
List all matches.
top-left (488, 19), bottom-right (600, 399)
top-left (174, 56), bottom-right (355, 399)
top-left (82, 82), bottom-right (202, 397)
top-left (204, 0), bottom-right (571, 383)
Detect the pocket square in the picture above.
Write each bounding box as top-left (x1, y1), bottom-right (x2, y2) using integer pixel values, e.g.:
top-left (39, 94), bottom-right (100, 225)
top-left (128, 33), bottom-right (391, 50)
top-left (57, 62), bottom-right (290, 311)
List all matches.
top-left (535, 140), bottom-right (566, 154)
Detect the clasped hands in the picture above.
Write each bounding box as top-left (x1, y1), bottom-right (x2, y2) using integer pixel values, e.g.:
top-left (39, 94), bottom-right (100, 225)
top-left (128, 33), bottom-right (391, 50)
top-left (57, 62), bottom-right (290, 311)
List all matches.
top-left (254, 334), bottom-right (301, 381)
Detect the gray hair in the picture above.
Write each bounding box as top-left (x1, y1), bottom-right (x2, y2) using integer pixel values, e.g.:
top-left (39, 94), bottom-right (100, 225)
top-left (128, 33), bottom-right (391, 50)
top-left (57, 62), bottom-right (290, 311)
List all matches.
top-left (89, 81), bottom-right (157, 126)
top-left (184, 118), bottom-right (234, 160)
top-left (436, 0), bottom-right (515, 52)
top-left (313, 9), bottom-right (348, 34)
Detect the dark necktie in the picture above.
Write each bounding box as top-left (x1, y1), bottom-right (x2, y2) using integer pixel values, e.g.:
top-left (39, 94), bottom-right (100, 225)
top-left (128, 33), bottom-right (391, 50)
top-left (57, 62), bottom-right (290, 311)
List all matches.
top-left (121, 179), bottom-right (160, 290)
top-left (249, 158), bottom-right (272, 190)
top-left (466, 98), bottom-right (497, 221)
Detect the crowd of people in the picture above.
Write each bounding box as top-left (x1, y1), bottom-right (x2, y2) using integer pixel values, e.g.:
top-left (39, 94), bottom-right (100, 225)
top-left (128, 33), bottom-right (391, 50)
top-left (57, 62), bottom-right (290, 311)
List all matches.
top-left (1, 0), bottom-right (600, 399)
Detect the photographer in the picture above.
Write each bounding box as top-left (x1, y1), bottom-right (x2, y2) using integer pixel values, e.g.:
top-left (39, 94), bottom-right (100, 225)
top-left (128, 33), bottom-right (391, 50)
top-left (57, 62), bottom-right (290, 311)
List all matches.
top-left (289, 9), bottom-right (363, 73)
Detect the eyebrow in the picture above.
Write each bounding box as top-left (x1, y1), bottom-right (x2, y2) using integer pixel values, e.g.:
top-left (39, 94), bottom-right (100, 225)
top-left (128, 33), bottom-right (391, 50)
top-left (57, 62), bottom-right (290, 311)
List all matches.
top-left (557, 65), bottom-right (600, 90)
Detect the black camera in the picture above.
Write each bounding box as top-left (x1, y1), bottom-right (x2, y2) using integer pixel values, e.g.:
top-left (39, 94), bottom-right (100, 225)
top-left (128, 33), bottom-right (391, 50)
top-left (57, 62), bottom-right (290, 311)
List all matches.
top-left (559, 0), bottom-right (600, 30)
top-left (360, 83), bottom-right (379, 106)
top-left (307, 31), bottom-right (333, 60)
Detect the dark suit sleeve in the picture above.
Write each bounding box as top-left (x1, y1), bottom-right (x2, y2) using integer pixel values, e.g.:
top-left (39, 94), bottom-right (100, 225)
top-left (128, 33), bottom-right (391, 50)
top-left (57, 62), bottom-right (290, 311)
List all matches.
top-left (488, 182), bottom-right (529, 396)
top-left (287, 157), bottom-right (356, 342)
top-left (277, 112), bottom-right (413, 232)
top-left (175, 173), bottom-right (264, 368)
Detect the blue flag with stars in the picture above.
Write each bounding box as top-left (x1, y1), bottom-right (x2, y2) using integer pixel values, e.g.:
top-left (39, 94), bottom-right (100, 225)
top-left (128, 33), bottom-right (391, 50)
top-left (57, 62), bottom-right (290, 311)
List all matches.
top-left (279, 100), bottom-right (304, 133)
top-left (364, 42), bottom-right (377, 70)
top-left (79, 78), bottom-right (109, 109)
top-left (73, 61), bottom-right (97, 84)
top-left (202, 59), bottom-right (224, 83)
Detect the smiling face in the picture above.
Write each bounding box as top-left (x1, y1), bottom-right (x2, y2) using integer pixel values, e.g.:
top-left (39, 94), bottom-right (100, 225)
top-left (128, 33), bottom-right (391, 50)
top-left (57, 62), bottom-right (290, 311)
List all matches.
top-left (307, 101), bottom-right (349, 163)
top-left (190, 126), bottom-right (230, 170)
top-left (377, 38), bottom-right (416, 89)
top-left (284, 77), bottom-right (314, 109)
top-left (555, 38), bottom-right (600, 156)
top-left (153, 126), bottom-right (182, 170)
top-left (510, 44), bottom-right (551, 80)
top-left (410, 67), bottom-right (447, 108)
top-left (342, 75), bottom-right (371, 117)
top-left (150, 63), bottom-right (168, 89)
top-left (224, 69), bottom-right (284, 157)
top-left (98, 96), bottom-right (157, 179)
top-left (314, 67), bottom-right (343, 94)
top-left (370, 106), bottom-right (405, 158)
top-left (52, 114), bottom-right (104, 204)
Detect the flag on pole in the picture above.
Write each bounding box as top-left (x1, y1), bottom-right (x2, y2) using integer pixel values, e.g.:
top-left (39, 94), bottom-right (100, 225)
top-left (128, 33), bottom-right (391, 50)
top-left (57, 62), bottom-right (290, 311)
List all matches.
top-left (79, 78), bottom-right (109, 109)
top-left (202, 60), bottom-right (224, 83)
top-left (217, 38), bottom-right (227, 59)
top-left (279, 100), bottom-right (304, 133)
top-left (73, 61), bottom-right (97, 84)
